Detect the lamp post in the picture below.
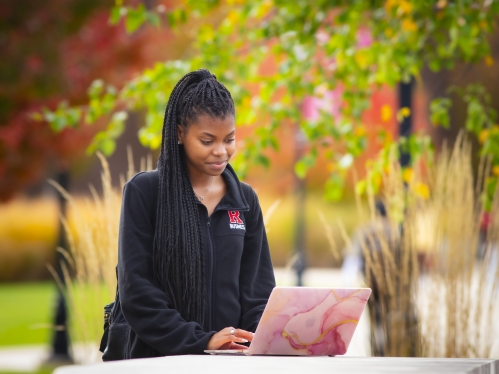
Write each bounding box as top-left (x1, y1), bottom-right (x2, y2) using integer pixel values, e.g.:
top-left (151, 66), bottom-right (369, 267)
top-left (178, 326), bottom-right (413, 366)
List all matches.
top-left (399, 78), bottom-right (414, 167)
top-left (48, 170), bottom-right (72, 364)
top-left (293, 126), bottom-right (307, 286)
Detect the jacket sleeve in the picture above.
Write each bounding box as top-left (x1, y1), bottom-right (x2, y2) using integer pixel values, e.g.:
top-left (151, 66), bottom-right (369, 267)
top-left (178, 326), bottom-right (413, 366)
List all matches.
top-left (238, 187), bottom-right (276, 332)
top-left (118, 176), bottom-right (215, 355)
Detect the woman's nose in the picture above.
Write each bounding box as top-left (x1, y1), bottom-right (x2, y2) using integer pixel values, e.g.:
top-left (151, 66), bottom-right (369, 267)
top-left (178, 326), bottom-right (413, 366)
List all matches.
top-left (212, 143), bottom-right (227, 156)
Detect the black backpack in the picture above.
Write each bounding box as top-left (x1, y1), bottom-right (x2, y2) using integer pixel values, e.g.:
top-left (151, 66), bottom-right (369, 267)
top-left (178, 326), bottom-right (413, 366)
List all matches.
top-left (99, 269), bottom-right (131, 360)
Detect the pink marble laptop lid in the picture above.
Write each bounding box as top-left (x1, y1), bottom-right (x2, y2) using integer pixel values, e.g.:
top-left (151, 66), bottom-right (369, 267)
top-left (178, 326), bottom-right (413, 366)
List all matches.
top-left (248, 287), bottom-right (371, 356)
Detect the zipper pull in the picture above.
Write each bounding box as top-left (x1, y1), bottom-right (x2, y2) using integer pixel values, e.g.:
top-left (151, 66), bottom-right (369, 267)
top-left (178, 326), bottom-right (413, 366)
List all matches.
top-left (207, 218), bottom-right (211, 227)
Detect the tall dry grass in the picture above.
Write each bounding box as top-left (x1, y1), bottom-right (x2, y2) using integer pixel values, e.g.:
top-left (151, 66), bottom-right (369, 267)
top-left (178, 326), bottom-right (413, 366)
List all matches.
top-left (51, 148), bottom-right (153, 363)
top-left (416, 138), bottom-right (499, 358)
top-left (351, 136), bottom-right (499, 357)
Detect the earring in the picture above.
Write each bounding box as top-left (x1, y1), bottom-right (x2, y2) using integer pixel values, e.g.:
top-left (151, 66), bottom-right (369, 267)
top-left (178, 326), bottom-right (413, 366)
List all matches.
top-left (178, 140), bottom-right (181, 145)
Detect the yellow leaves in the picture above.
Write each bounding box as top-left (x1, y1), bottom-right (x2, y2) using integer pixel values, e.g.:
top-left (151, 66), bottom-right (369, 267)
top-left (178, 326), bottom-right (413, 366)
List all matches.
top-left (400, 107), bottom-right (411, 118)
top-left (227, 10), bottom-right (240, 25)
top-left (403, 167), bottom-right (431, 199)
top-left (354, 50), bottom-right (369, 69)
top-left (384, 0), bottom-right (398, 13)
top-left (403, 167), bottom-right (430, 199)
top-left (371, 173), bottom-right (383, 190)
top-left (242, 96), bottom-right (251, 109)
top-left (413, 182), bottom-right (430, 200)
top-left (398, 1), bottom-right (413, 14)
top-left (401, 18), bottom-right (417, 32)
top-left (485, 55), bottom-right (494, 66)
top-left (327, 163), bottom-right (336, 173)
top-left (493, 166), bottom-right (499, 177)
top-left (199, 24), bottom-right (214, 42)
top-left (396, 106), bottom-right (411, 122)
top-left (382, 131), bottom-right (393, 146)
top-left (381, 104), bottom-right (393, 122)
top-left (336, 53), bottom-right (345, 68)
top-left (385, 0), bottom-right (417, 34)
top-left (257, 0), bottom-right (273, 19)
top-left (479, 129), bottom-right (489, 144)
top-left (385, 0), bottom-right (413, 15)
top-left (479, 125), bottom-right (499, 143)
top-left (403, 167), bottom-right (413, 183)
top-left (354, 125), bottom-right (366, 137)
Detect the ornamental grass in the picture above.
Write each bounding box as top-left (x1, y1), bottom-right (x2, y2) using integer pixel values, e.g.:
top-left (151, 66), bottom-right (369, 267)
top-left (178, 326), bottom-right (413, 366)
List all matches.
top-left (50, 148), bottom-right (152, 363)
top-left (347, 136), bottom-right (499, 357)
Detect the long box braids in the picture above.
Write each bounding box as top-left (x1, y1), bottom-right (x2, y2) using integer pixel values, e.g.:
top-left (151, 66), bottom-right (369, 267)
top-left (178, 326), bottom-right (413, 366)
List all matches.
top-left (154, 69), bottom-right (235, 325)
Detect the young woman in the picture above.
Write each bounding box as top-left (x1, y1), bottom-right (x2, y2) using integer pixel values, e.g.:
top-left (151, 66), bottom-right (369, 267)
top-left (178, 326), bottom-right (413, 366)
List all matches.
top-left (115, 69), bottom-right (275, 358)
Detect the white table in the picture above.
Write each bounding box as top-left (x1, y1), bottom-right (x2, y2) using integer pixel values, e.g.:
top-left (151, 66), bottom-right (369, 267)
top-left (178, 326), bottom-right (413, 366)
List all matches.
top-left (54, 355), bottom-right (499, 374)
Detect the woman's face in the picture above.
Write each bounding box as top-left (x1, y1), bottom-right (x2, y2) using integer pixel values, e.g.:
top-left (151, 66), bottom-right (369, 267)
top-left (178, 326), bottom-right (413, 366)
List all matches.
top-left (178, 114), bottom-right (236, 177)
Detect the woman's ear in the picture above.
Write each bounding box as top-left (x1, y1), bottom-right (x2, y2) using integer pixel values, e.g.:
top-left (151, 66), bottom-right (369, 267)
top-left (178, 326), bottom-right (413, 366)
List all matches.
top-left (177, 125), bottom-right (184, 145)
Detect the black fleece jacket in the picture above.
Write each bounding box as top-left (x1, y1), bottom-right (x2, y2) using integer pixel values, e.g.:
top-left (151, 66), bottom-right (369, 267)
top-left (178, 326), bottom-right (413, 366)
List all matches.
top-left (117, 164), bottom-right (275, 358)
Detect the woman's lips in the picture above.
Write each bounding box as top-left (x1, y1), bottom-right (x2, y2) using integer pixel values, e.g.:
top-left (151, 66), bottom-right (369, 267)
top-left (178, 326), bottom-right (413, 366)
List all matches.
top-left (207, 160), bottom-right (227, 170)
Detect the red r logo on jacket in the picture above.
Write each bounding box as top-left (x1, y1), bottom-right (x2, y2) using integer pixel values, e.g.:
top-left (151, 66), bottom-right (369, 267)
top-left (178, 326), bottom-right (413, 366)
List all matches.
top-left (228, 210), bottom-right (244, 224)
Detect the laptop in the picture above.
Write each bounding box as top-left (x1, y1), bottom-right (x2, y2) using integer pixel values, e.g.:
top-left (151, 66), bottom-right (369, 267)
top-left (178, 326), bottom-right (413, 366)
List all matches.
top-left (205, 286), bottom-right (371, 356)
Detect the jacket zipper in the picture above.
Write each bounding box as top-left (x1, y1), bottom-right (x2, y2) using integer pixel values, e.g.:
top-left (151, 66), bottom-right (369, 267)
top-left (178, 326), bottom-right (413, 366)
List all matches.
top-left (206, 216), bottom-right (214, 331)
top-left (202, 204), bottom-right (249, 331)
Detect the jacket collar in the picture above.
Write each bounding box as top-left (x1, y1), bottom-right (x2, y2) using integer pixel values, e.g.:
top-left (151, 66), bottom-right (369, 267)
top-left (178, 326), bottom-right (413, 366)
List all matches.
top-left (195, 164), bottom-right (250, 212)
top-left (219, 164), bottom-right (250, 211)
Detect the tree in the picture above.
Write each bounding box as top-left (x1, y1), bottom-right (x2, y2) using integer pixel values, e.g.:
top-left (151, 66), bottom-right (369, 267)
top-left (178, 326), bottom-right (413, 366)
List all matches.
top-left (0, 0), bottom-right (168, 201)
top-left (43, 0), bottom-right (499, 206)
top-left (37, 1), bottom-right (499, 358)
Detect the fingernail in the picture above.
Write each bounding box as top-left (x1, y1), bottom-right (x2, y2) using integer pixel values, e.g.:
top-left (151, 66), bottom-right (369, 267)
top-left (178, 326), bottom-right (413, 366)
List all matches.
top-left (240, 339), bottom-right (248, 343)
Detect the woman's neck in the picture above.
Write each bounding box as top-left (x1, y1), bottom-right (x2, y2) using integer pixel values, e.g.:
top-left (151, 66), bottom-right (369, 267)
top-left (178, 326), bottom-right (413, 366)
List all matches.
top-left (188, 169), bottom-right (216, 189)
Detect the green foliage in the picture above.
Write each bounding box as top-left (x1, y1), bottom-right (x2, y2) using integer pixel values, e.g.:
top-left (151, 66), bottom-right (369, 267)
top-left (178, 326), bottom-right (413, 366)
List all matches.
top-left (109, 2), bottom-right (186, 31)
top-left (295, 151), bottom-right (317, 179)
top-left (430, 97), bottom-right (452, 128)
top-left (85, 80), bottom-right (117, 122)
top-left (431, 84), bottom-right (499, 208)
top-left (34, 102), bottom-right (82, 132)
top-left (86, 111), bottom-right (127, 156)
top-left (42, 0), bottom-right (499, 202)
top-left (361, 134), bottom-right (434, 198)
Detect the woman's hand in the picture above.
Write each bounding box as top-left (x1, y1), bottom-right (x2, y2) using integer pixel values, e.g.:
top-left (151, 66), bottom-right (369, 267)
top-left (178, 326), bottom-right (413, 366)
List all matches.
top-left (207, 327), bottom-right (254, 350)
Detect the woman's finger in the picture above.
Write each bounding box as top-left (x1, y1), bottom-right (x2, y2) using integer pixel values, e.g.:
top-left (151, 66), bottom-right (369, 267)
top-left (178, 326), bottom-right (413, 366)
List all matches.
top-left (233, 329), bottom-right (254, 342)
top-left (228, 342), bottom-right (249, 350)
top-left (231, 336), bottom-right (248, 343)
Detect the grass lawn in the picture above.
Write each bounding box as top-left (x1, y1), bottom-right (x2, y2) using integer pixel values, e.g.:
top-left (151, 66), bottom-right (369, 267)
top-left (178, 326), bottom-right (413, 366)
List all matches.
top-left (0, 282), bottom-right (56, 347)
top-left (0, 369), bottom-right (54, 374)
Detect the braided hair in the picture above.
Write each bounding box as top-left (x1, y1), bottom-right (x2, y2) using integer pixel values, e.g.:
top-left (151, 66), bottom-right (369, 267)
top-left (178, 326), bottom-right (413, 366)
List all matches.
top-left (154, 69), bottom-right (235, 325)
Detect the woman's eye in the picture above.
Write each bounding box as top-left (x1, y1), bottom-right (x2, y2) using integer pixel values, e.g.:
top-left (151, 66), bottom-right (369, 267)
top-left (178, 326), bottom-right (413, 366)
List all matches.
top-left (201, 140), bottom-right (213, 145)
top-left (225, 138), bottom-right (235, 143)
